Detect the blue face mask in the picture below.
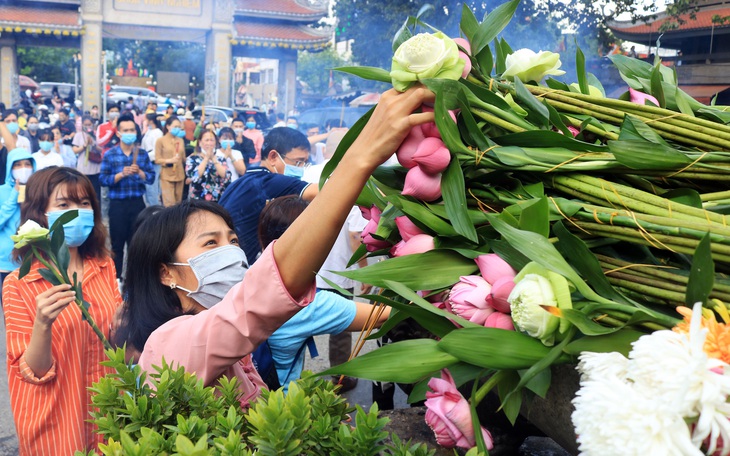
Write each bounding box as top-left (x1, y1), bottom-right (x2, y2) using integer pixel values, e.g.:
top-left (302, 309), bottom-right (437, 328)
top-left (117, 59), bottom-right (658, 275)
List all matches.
top-left (39, 141), bottom-right (53, 152)
top-left (6, 122), bottom-right (19, 135)
top-left (170, 127), bottom-right (182, 137)
top-left (220, 139), bottom-right (235, 149)
top-left (215, 128), bottom-right (221, 136)
top-left (161, 120), bottom-right (166, 127)
top-left (286, 123), bottom-right (297, 129)
top-left (120, 133), bottom-right (137, 145)
top-left (246, 121), bottom-right (256, 129)
top-left (46, 208), bottom-right (95, 248)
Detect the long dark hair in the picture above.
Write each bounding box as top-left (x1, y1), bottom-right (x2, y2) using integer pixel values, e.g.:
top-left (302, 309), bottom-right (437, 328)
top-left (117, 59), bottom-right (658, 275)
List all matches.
top-left (13, 167), bottom-right (109, 262)
top-left (115, 199), bottom-right (236, 352)
top-left (257, 195), bottom-right (309, 250)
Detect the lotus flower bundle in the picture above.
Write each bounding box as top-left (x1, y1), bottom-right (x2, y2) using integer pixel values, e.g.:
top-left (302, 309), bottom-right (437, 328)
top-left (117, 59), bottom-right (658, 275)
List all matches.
top-left (322, 2), bottom-right (730, 454)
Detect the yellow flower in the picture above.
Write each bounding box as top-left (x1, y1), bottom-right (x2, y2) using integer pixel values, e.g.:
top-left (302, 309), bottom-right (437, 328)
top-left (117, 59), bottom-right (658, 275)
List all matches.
top-left (674, 304), bottom-right (730, 364)
top-left (10, 220), bottom-right (49, 248)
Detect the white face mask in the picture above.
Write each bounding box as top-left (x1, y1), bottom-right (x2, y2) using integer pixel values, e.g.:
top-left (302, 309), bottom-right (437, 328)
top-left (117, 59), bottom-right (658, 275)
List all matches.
top-left (12, 167), bottom-right (32, 185)
top-left (169, 245), bottom-right (249, 308)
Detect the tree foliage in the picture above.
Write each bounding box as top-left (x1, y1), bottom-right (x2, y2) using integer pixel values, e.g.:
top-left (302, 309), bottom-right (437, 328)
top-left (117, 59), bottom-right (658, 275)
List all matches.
top-left (297, 48), bottom-right (351, 95)
top-left (17, 47), bottom-right (78, 83)
top-left (102, 39), bottom-right (205, 83)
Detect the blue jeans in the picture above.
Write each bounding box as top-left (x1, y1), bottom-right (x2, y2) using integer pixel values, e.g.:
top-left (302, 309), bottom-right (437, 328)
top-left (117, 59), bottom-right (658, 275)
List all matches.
top-left (145, 164), bottom-right (162, 206)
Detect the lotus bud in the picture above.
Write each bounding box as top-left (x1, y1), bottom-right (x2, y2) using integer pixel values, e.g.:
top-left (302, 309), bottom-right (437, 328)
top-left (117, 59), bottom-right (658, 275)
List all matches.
top-left (567, 126), bottom-right (580, 137)
top-left (361, 211), bottom-right (390, 252)
top-left (487, 276), bottom-right (515, 314)
top-left (458, 52), bottom-right (471, 78)
top-left (628, 87), bottom-right (659, 107)
top-left (475, 253), bottom-right (517, 285)
top-left (402, 166), bottom-right (442, 202)
top-left (485, 312), bottom-right (515, 330)
top-left (508, 273), bottom-right (560, 345)
top-left (397, 125), bottom-right (426, 168)
top-left (449, 275), bottom-right (494, 325)
top-left (359, 205), bottom-right (372, 220)
top-left (395, 215), bottom-right (425, 242)
top-left (412, 137), bottom-right (451, 175)
top-left (453, 37), bottom-right (471, 54)
top-left (391, 233), bottom-right (435, 257)
top-left (421, 108), bottom-right (458, 139)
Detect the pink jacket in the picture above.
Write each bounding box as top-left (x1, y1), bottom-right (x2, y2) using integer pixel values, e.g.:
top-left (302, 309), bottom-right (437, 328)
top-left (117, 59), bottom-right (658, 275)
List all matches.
top-left (138, 244), bottom-right (315, 407)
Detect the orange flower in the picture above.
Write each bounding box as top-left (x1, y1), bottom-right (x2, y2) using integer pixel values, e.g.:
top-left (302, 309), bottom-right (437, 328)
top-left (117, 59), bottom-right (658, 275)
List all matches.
top-left (674, 303), bottom-right (730, 364)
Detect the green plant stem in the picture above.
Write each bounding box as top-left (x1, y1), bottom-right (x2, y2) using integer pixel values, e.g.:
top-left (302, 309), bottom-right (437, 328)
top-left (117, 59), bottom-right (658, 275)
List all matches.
top-left (572, 210), bottom-right (730, 244)
top-left (30, 246), bottom-right (112, 350)
top-left (469, 99), bottom-right (538, 131)
top-left (702, 190), bottom-right (730, 202)
top-left (471, 108), bottom-right (527, 134)
top-left (563, 115), bottom-right (620, 141)
top-left (604, 276), bottom-right (686, 304)
top-left (472, 370), bottom-right (507, 407)
top-left (580, 204), bottom-right (730, 237)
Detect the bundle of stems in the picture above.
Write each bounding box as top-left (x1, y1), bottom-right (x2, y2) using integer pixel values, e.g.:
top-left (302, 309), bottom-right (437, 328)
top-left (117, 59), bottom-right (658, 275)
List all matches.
top-left (489, 79), bottom-right (730, 151)
top-left (596, 254), bottom-right (730, 305)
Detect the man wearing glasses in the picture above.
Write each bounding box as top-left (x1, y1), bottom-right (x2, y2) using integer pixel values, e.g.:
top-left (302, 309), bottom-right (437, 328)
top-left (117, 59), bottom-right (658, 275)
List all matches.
top-left (219, 127), bottom-right (318, 263)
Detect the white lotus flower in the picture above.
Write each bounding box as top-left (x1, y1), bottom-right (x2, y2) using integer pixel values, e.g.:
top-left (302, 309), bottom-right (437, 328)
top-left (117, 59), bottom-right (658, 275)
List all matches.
top-left (502, 49), bottom-right (566, 83)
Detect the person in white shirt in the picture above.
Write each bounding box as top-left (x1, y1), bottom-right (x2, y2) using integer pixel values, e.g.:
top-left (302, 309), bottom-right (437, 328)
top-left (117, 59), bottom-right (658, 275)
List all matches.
top-left (31, 129), bottom-right (64, 170)
top-left (217, 127), bottom-right (246, 181)
top-left (2, 109), bottom-right (31, 152)
top-left (142, 116), bottom-right (164, 205)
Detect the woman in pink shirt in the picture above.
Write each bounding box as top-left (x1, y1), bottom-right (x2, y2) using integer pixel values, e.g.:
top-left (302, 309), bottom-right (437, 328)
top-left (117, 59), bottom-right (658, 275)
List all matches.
top-left (114, 87), bottom-right (435, 407)
top-left (242, 115), bottom-right (264, 165)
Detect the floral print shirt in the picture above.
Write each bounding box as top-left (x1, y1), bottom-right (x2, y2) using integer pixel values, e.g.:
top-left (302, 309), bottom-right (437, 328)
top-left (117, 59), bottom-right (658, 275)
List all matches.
top-left (185, 152), bottom-right (231, 202)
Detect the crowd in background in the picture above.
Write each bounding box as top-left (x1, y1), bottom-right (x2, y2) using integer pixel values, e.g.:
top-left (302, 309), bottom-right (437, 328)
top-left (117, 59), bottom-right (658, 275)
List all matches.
top-left (0, 86), bottom-right (432, 455)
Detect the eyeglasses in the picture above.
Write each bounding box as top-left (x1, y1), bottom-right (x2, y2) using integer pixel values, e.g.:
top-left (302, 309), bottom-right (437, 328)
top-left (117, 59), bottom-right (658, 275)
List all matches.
top-left (280, 154), bottom-right (309, 168)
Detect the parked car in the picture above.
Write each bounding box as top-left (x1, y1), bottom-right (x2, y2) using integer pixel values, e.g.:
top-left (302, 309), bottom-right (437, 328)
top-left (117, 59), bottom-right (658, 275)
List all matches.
top-left (35, 82), bottom-right (76, 104)
top-left (295, 106), bottom-right (370, 131)
top-left (191, 106), bottom-right (236, 126)
top-left (106, 85), bottom-right (172, 108)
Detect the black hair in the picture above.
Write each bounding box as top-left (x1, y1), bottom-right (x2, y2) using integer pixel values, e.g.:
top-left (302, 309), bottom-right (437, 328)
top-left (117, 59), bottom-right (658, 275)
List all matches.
top-left (218, 126), bottom-right (234, 139)
top-left (59, 108), bottom-right (69, 116)
top-left (258, 195), bottom-right (309, 249)
top-left (116, 200), bottom-right (236, 352)
top-left (133, 204), bottom-right (164, 235)
top-left (2, 109), bottom-right (17, 121)
top-left (147, 116), bottom-right (161, 130)
top-left (107, 103), bottom-right (119, 112)
top-left (231, 117), bottom-right (244, 126)
top-left (276, 112), bottom-right (285, 121)
top-left (38, 128), bottom-right (53, 142)
top-left (262, 127), bottom-right (310, 159)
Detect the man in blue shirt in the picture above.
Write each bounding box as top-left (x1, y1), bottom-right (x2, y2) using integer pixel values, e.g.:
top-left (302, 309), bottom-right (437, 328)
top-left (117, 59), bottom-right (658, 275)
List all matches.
top-left (219, 127), bottom-right (317, 263)
top-left (99, 113), bottom-right (155, 279)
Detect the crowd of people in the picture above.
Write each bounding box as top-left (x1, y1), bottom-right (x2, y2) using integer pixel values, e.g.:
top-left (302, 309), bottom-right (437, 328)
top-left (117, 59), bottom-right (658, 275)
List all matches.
top-left (0, 86), bottom-right (433, 454)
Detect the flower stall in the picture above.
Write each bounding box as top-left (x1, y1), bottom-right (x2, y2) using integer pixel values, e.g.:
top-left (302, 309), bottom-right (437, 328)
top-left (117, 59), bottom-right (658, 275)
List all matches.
top-left (321, 1), bottom-right (730, 454)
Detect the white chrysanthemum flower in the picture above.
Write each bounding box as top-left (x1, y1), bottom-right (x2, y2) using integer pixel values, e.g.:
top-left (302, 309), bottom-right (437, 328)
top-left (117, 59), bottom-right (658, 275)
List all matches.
top-left (572, 375), bottom-right (701, 456)
top-left (577, 351), bottom-right (629, 382)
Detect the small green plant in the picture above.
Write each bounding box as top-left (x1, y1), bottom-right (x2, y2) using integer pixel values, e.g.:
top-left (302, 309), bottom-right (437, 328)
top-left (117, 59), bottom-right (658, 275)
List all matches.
top-left (77, 347), bottom-right (435, 455)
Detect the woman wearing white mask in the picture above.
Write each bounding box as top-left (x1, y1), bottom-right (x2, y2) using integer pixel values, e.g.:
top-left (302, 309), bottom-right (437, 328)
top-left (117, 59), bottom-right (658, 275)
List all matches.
top-left (0, 148), bottom-right (35, 286)
top-left (113, 86), bottom-right (434, 407)
top-left (31, 129), bottom-right (64, 170)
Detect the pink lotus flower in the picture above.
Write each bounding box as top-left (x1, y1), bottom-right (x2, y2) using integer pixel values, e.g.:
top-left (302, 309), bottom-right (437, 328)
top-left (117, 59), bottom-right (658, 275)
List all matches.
top-left (420, 108), bottom-right (459, 139)
top-left (475, 254), bottom-right (517, 285)
top-left (453, 37), bottom-right (471, 54)
top-left (487, 276), bottom-right (515, 313)
top-left (485, 311), bottom-right (515, 330)
top-left (425, 369), bottom-right (494, 450)
top-left (413, 137), bottom-right (451, 175)
top-left (567, 126), bottom-right (580, 137)
top-left (391, 234), bottom-right (435, 257)
top-left (359, 205), bottom-right (372, 220)
top-left (395, 216), bottom-right (425, 242)
top-left (449, 275), bottom-right (494, 325)
top-left (459, 52), bottom-right (472, 79)
top-left (402, 166), bottom-right (442, 202)
top-left (397, 125), bottom-right (425, 168)
top-left (629, 87), bottom-right (659, 107)
top-left (361, 206), bottom-right (390, 252)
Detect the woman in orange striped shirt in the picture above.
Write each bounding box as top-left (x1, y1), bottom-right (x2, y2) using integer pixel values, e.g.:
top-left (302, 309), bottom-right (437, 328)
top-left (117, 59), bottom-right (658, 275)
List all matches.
top-left (3, 167), bottom-right (122, 455)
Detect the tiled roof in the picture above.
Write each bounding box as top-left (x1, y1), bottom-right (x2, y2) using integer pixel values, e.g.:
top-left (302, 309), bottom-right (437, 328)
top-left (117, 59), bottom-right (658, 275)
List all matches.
top-left (235, 0), bottom-right (327, 20)
top-left (0, 5), bottom-right (81, 29)
top-left (233, 21), bottom-right (331, 46)
top-left (609, 6), bottom-right (730, 34)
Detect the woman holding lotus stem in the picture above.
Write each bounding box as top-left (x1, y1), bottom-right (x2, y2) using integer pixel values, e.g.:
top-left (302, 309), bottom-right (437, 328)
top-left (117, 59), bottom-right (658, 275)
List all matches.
top-left (3, 167), bottom-right (122, 455)
top-left (114, 86), bottom-right (435, 407)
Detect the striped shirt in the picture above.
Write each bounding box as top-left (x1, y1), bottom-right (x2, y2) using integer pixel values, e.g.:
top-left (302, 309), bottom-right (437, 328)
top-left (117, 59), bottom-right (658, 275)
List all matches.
top-left (3, 256), bottom-right (122, 455)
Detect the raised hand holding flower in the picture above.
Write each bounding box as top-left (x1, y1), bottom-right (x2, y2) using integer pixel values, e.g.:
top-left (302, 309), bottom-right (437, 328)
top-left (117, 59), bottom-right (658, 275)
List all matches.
top-left (14, 214), bottom-right (111, 349)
